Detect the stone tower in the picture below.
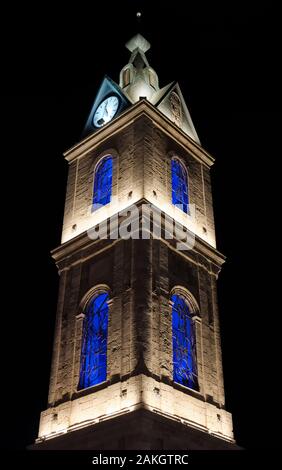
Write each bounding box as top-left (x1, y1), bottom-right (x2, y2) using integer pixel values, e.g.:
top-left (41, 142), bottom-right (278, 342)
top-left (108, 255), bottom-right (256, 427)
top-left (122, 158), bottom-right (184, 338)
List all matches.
top-left (34, 34), bottom-right (236, 449)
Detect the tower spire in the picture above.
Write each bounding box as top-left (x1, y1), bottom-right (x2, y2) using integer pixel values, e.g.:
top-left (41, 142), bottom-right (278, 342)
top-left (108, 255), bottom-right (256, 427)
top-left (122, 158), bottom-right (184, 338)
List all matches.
top-left (120, 33), bottom-right (159, 102)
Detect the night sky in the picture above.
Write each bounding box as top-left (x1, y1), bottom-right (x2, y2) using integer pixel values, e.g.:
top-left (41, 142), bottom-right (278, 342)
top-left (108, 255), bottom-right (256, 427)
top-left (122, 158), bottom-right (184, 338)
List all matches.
top-left (1, 1), bottom-right (280, 452)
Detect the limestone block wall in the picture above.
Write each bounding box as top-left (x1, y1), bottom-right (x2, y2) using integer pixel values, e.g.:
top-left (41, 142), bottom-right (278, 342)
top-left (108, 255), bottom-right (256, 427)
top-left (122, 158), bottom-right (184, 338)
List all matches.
top-left (48, 239), bottom-right (125, 406)
top-left (47, 237), bottom-right (226, 418)
top-left (143, 120), bottom-right (216, 247)
top-left (39, 375), bottom-right (233, 443)
top-left (43, 106), bottom-right (227, 446)
top-left (61, 115), bottom-right (216, 248)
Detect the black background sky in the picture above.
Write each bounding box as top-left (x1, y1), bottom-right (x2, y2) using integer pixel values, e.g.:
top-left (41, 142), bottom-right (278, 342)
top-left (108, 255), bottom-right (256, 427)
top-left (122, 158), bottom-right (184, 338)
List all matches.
top-left (1, 0), bottom-right (281, 452)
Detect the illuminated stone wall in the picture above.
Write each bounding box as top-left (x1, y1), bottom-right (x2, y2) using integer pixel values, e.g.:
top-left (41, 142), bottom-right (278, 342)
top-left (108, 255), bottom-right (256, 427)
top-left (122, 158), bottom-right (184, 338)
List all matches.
top-left (61, 110), bottom-right (216, 248)
top-left (43, 232), bottom-right (231, 443)
top-left (38, 104), bottom-right (233, 448)
top-left (39, 375), bottom-right (233, 444)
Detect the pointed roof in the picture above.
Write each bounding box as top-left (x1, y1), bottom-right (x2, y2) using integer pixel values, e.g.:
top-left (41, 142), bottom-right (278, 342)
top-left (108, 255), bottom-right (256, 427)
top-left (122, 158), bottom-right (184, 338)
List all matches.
top-left (119, 34), bottom-right (159, 103)
top-left (119, 35), bottom-right (200, 143)
top-left (151, 81), bottom-right (176, 106)
top-left (154, 81), bottom-right (200, 144)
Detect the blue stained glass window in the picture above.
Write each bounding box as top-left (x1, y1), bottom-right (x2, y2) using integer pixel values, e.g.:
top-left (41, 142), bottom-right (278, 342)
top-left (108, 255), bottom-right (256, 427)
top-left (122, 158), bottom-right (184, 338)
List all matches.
top-left (172, 293), bottom-right (198, 390)
top-left (78, 292), bottom-right (109, 390)
top-left (171, 158), bottom-right (189, 214)
top-left (93, 156), bottom-right (113, 209)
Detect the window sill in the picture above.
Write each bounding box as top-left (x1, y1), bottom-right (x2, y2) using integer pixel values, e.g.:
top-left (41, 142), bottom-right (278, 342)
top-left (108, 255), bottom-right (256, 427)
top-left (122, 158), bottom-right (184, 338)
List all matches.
top-left (72, 379), bottom-right (109, 400)
top-left (172, 381), bottom-right (204, 401)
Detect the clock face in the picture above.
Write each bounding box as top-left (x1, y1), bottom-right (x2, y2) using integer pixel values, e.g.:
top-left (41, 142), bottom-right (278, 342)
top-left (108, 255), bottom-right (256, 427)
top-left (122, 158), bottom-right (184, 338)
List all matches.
top-left (93, 96), bottom-right (119, 128)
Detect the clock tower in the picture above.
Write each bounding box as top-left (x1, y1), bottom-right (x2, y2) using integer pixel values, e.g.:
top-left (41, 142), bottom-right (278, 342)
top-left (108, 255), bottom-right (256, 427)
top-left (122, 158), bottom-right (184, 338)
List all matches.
top-left (33, 34), bottom-right (237, 450)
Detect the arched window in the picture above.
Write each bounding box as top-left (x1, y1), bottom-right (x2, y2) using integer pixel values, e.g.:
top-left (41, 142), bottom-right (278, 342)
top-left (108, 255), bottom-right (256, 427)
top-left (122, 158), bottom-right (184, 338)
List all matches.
top-left (123, 68), bottom-right (130, 87)
top-left (171, 158), bottom-right (189, 214)
top-left (171, 293), bottom-right (198, 390)
top-left (93, 155), bottom-right (113, 209)
top-left (78, 291), bottom-right (109, 389)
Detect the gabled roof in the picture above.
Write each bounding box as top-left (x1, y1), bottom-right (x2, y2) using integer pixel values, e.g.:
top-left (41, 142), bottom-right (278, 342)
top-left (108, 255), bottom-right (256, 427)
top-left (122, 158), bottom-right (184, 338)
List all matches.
top-left (151, 81), bottom-right (176, 106)
top-left (154, 81), bottom-right (200, 144)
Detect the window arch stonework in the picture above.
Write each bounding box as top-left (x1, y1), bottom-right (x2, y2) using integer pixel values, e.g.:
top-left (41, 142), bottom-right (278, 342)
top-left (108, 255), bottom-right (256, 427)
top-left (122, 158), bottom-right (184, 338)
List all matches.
top-left (87, 149), bottom-right (119, 215)
top-left (170, 286), bottom-right (201, 391)
top-left (170, 286), bottom-right (200, 318)
top-left (74, 285), bottom-right (111, 392)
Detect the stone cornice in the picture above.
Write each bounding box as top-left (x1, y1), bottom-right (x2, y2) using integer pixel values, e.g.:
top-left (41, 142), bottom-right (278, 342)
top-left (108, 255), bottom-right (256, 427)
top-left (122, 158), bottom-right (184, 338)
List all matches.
top-left (64, 99), bottom-right (215, 168)
top-left (51, 202), bottom-right (225, 273)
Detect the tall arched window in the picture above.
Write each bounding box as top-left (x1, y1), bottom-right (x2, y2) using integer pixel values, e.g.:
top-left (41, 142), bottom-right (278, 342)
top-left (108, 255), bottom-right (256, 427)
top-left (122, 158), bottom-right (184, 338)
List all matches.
top-left (78, 291), bottom-right (109, 390)
top-left (171, 158), bottom-right (189, 214)
top-left (123, 68), bottom-right (130, 87)
top-left (93, 155), bottom-right (113, 209)
top-left (171, 293), bottom-right (198, 390)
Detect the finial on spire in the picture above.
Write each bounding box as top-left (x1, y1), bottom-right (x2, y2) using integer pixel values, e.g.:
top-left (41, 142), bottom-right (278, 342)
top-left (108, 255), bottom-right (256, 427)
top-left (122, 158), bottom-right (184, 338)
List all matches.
top-left (125, 33), bottom-right (151, 53)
